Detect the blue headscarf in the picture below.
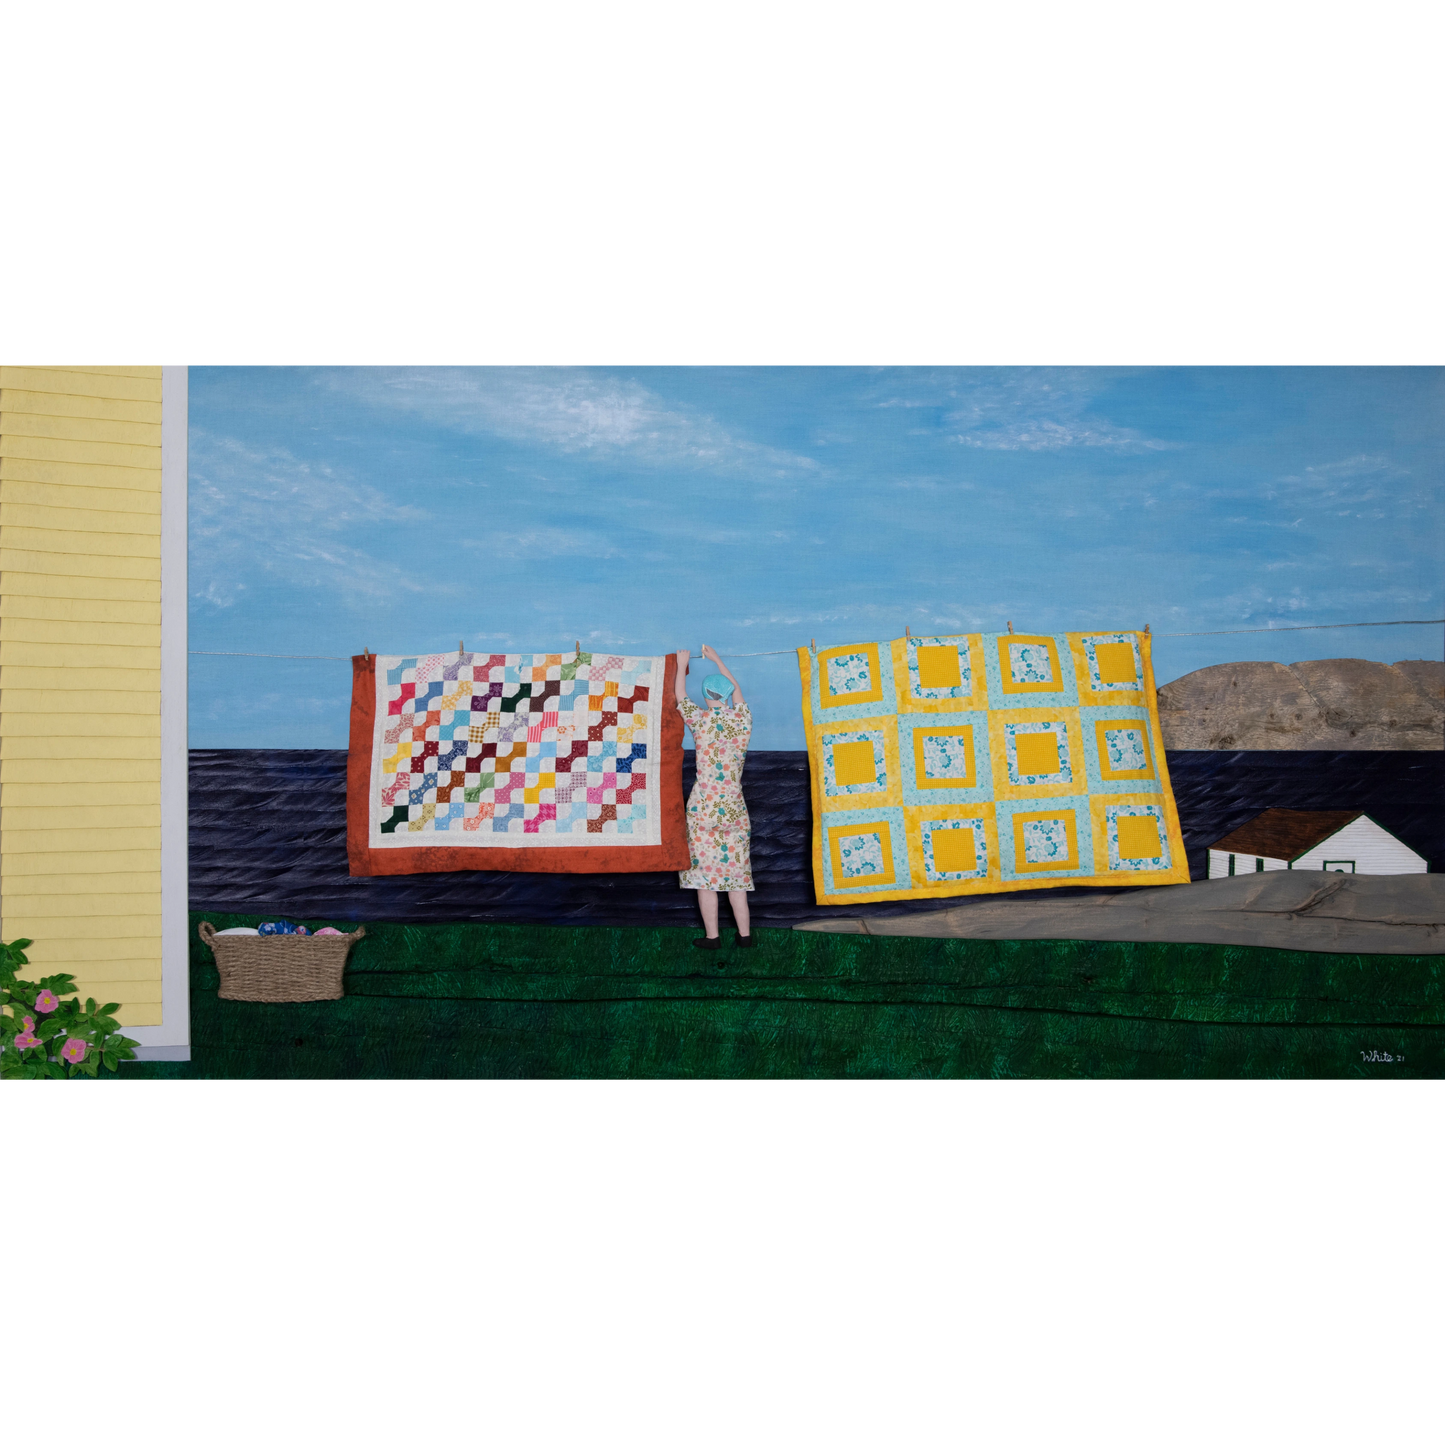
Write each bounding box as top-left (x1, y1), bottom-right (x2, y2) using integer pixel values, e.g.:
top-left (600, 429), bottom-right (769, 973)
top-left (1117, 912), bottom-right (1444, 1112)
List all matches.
top-left (702, 672), bottom-right (735, 703)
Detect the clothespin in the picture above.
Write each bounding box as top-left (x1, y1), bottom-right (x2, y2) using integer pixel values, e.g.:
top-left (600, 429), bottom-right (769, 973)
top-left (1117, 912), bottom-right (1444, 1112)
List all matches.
top-left (363, 647), bottom-right (370, 659)
top-left (459, 639), bottom-right (465, 654)
top-left (575, 640), bottom-right (580, 653)
top-left (1144, 623), bottom-right (1151, 635)
top-left (905, 625), bottom-right (911, 638)
top-left (810, 638), bottom-right (816, 654)
top-left (1007, 621), bottom-right (1014, 634)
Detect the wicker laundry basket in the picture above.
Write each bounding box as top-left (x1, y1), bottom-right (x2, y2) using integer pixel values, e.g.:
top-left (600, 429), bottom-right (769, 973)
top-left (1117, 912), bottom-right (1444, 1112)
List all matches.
top-left (199, 921), bottom-right (366, 1002)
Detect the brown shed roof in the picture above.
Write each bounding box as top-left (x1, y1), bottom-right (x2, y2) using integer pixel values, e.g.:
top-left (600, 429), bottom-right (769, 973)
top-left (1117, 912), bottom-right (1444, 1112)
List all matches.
top-left (1211, 809), bottom-right (1364, 861)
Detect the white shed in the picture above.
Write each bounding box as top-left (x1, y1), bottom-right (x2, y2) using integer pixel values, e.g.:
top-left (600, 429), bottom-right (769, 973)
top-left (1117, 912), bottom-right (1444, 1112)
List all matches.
top-left (1207, 809), bottom-right (1428, 878)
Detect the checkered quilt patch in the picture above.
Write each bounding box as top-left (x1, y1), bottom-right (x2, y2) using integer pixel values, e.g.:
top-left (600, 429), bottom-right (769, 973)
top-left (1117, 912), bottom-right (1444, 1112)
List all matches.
top-left (367, 649), bottom-right (666, 849)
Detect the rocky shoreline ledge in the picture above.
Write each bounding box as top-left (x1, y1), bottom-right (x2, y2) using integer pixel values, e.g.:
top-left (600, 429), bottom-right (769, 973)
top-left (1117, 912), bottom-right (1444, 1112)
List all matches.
top-left (1157, 657), bottom-right (1443, 750)
top-left (796, 872), bottom-right (1445, 954)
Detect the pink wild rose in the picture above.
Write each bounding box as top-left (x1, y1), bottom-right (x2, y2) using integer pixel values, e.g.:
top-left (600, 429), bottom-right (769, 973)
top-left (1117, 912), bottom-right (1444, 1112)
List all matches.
top-left (14, 1015), bottom-right (41, 1050)
top-left (60, 1037), bottom-right (88, 1065)
top-left (34, 989), bottom-right (60, 1013)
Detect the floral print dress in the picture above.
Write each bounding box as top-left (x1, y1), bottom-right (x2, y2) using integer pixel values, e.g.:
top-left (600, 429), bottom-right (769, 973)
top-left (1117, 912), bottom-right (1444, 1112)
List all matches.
top-left (677, 696), bottom-right (753, 892)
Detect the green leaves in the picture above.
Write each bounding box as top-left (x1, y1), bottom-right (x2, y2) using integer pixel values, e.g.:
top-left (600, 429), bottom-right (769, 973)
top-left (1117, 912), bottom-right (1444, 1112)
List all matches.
top-left (1, 937), bottom-right (139, 1080)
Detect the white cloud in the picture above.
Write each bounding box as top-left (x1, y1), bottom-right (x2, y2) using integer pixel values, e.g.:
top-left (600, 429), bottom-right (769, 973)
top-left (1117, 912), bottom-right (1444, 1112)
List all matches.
top-left (188, 430), bottom-right (437, 608)
top-left (952, 417), bottom-right (1171, 452)
top-left (318, 368), bottom-right (822, 479)
top-left (458, 526), bottom-right (622, 560)
top-left (872, 367), bottom-right (1176, 452)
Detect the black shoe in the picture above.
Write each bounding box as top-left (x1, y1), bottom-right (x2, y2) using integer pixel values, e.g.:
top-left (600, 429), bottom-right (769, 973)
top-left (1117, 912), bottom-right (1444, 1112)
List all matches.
top-left (693, 936), bottom-right (722, 950)
top-left (735, 934), bottom-right (754, 948)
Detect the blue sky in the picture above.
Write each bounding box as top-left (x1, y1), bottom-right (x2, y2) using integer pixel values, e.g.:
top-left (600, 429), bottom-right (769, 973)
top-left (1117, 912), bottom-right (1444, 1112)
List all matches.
top-left (188, 367), bottom-right (1444, 750)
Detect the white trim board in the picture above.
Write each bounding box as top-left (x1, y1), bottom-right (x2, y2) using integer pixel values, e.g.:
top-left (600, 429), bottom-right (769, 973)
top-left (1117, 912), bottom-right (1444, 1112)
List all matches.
top-left (122, 366), bottom-right (190, 1051)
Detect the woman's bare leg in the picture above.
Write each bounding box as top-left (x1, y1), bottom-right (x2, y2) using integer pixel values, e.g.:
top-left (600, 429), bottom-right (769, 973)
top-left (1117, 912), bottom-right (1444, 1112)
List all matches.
top-left (727, 890), bottom-right (751, 937)
top-left (697, 889), bottom-right (720, 938)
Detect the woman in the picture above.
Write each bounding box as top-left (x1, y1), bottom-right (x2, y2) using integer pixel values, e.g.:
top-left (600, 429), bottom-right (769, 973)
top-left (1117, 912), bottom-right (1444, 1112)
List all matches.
top-left (674, 645), bottom-right (753, 950)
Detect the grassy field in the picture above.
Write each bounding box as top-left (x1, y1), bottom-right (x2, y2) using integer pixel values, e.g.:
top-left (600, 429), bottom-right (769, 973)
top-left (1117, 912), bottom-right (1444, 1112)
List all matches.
top-left (101, 913), bottom-right (1445, 1079)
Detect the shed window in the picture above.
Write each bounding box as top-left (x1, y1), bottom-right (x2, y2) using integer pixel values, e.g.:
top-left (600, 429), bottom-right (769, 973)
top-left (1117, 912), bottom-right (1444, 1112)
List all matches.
top-left (1323, 860), bottom-right (1355, 873)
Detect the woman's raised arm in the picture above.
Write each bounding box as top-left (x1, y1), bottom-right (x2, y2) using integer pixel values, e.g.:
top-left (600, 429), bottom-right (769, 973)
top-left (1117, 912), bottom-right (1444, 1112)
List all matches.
top-left (674, 650), bottom-right (691, 706)
top-left (700, 644), bottom-right (745, 708)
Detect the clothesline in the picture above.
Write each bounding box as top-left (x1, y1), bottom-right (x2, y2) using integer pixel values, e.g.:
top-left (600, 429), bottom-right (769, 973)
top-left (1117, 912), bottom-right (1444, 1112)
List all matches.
top-left (187, 616), bottom-right (1445, 662)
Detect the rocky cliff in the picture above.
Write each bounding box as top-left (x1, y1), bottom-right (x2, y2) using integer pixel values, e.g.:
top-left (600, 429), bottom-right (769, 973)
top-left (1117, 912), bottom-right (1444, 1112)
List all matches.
top-left (1157, 657), bottom-right (1444, 750)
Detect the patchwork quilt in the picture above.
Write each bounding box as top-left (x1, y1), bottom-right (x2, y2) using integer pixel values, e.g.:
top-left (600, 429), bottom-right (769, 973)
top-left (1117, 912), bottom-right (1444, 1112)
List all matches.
top-left (347, 649), bottom-right (687, 876)
top-left (798, 630), bottom-right (1190, 904)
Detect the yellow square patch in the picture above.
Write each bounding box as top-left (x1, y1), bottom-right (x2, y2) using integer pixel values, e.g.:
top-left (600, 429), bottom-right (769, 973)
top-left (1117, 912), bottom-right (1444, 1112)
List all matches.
top-left (915, 645), bottom-right (962, 690)
top-left (929, 827), bottom-right (977, 874)
top-left (1013, 731), bottom-right (1060, 777)
top-left (1116, 813), bottom-right (1163, 859)
top-left (831, 740), bottom-right (878, 788)
top-left (1093, 642), bottom-right (1138, 686)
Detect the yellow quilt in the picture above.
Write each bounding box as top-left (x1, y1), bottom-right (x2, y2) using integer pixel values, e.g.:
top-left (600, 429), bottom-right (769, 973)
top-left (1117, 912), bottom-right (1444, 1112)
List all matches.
top-left (798, 630), bottom-right (1190, 904)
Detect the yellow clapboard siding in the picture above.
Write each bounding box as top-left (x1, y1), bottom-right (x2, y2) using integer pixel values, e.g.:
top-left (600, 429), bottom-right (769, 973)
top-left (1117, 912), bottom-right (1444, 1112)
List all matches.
top-left (8, 359), bottom-right (160, 378)
top-left (0, 828), bottom-right (160, 854)
top-left (0, 389), bottom-right (162, 426)
top-left (1, 413), bottom-right (162, 447)
top-left (3, 913), bottom-right (160, 939)
top-left (3, 804), bottom-right (161, 830)
top-left (0, 548), bottom-right (161, 581)
top-left (13, 950), bottom-right (160, 975)
top-left (1, 479), bottom-right (161, 516)
top-left (1, 501), bottom-right (161, 536)
top-left (2, 869), bottom-right (161, 895)
top-left (1, 640), bottom-right (160, 670)
top-left (0, 691), bottom-right (159, 718)
top-left (113, 1007), bottom-right (164, 1024)
top-left (47, 971), bottom-right (163, 993)
top-left (17, 940), bottom-right (161, 967)
top-left (3, 735), bottom-right (160, 761)
top-left (0, 571), bottom-right (160, 604)
top-left (1, 524), bottom-right (160, 558)
top-left (1, 593), bottom-right (161, 624)
top-left (4, 758), bottom-right (161, 785)
top-left (2, 612), bottom-right (159, 641)
top-left (0, 367), bottom-right (162, 402)
top-left (0, 366), bottom-right (169, 1032)
top-left (3, 779), bottom-right (161, 806)
top-left (4, 889), bottom-right (162, 917)
top-left (0, 434), bottom-right (161, 470)
top-left (1, 616), bottom-right (160, 647)
top-left (2, 843), bottom-right (159, 878)
top-left (1, 716), bottom-right (159, 742)
top-left (0, 666), bottom-right (161, 692)
top-left (0, 456), bottom-right (162, 491)
top-left (44, 960), bottom-right (167, 985)
top-left (15, 968), bottom-right (160, 995)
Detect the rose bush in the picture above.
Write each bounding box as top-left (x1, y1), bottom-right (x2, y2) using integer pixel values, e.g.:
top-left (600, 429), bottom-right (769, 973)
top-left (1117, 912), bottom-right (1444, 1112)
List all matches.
top-left (1, 938), bottom-right (138, 1080)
